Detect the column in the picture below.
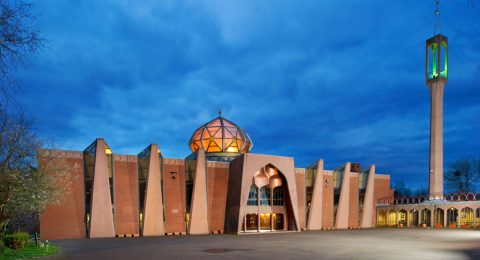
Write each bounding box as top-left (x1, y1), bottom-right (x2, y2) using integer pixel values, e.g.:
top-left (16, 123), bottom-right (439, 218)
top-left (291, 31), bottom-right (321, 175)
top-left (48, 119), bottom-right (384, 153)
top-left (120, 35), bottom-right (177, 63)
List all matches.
top-left (89, 139), bottom-right (115, 238)
top-left (188, 149), bottom-right (209, 234)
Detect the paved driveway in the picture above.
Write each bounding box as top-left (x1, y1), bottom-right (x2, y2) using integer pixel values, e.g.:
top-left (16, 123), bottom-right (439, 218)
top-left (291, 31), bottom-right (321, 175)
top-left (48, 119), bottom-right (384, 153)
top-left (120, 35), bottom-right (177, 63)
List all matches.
top-left (48, 229), bottom-right (480, 259)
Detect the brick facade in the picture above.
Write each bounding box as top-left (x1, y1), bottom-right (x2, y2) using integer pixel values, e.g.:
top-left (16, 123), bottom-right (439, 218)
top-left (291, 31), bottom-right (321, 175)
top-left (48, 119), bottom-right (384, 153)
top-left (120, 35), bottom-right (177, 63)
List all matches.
top-left (348, 175), bottom-right (359, 228)
top-left (113, 156), bottom-right (139, 236)
top-left (322, 171), bottom-right (334, 229)
top-left (39, 147), bottom-right (393, 239)
top-left (163, 158), bottom-right (186, 234)
top-left (207, 162), bottom-right (229, 233)
top-left (40, 153), bottom-right (86, 240)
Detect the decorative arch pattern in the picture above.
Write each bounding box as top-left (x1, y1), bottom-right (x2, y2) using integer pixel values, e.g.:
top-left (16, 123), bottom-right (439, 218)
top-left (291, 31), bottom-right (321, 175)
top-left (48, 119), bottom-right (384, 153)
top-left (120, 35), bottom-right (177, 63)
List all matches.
top-left (247, 164), bottom-right (285, 207)
top-left (377, 210), bottom-right (386, 226)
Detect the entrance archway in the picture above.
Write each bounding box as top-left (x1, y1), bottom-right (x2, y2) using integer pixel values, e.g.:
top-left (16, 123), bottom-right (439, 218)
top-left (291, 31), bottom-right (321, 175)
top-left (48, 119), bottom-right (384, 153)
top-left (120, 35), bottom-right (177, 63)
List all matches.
top-left (447, 208), bottom-right (458, 228)
top-left (243, 164), bottom-right (290, 232)
top-left (409, 209), bottom-right (419, 227)
top-left (387, 210), bottom-right (396, 226)
top-left (420, 209), bottom-right (431, 227)
top-left (477, 208), bottom-right (480, 228)
top-left (378, 210), bottom-right (386, 226)
top-left (460, 207), bottom-right (474, 228)
top-left (434, 208), bottom-right (444, 227)
top-left (397, 210), bottom-right (407, 226)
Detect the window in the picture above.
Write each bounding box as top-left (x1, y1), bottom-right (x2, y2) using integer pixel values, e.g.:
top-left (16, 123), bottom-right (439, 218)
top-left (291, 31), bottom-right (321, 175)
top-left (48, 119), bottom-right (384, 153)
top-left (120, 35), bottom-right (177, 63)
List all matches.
top-left (247, 185), bottom-right (258, 205)
top-left (259, 186), bottom-right (271, 206)
top-left (272, 186), bottom-right (284, 206)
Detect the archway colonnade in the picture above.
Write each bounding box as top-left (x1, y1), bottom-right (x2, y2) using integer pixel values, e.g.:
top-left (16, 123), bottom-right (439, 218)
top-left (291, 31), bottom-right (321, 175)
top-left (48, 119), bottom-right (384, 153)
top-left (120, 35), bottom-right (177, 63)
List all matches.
top-left (377, 204), bottom-right (480, 228)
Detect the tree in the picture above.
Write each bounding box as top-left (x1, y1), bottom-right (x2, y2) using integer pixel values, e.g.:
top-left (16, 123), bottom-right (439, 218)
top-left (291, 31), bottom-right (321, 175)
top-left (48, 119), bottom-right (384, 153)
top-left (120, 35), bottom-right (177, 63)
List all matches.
top-left (0, 0), bottom-right (42, 95)
top-left (413, 186), bottom-right (428, 196)
top-left (393, 180), bottom-right (412, 197)
top-left (0, 104), bottom-right (76, 236)
top-left (444, 159), bottom-right (479, 193)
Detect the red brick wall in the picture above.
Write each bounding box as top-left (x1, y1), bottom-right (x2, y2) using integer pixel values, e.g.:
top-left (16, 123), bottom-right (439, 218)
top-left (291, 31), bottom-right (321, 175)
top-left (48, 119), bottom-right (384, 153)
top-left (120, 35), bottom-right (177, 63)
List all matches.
top-left (322, 174), bottom-right (334, 229)
top-left (373, 176), bottom-right (393, 225)
top-left (114, 158), bottom-right (139, 235)
top-left (207, 163), bottom-right (229, 232)
top-left (163, 159), bottom-right (186, 233)
top-left (40, 155), bottom-right (86, 240)
top-left (348, 175), bottom-right (359, 228)
top-left (295, 173), bottom-right (306, 230)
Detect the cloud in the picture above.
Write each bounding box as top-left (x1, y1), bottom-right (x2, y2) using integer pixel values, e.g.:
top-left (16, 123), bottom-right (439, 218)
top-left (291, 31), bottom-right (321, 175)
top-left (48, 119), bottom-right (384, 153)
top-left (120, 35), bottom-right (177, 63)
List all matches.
top-left (13, 0), bottom-right (480, 190)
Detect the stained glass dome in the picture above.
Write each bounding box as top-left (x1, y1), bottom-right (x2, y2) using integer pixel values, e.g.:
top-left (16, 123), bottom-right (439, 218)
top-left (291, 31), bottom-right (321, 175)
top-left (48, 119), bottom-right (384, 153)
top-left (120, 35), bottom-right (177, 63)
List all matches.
top-left (188, 116), bottom-right (253, 154)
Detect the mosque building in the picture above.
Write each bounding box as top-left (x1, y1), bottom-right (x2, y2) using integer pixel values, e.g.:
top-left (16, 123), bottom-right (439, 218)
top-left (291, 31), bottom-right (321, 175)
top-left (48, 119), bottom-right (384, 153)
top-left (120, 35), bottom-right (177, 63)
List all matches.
top-left (39, 115), bottom-right (394, 239)
top-left (38, 1), bottom-right (480, 241)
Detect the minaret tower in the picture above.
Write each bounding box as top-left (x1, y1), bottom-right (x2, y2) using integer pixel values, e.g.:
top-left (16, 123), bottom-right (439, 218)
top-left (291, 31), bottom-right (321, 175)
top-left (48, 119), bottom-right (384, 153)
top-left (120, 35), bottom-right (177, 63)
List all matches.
top-left (426, 0), bottom-right (448, 200)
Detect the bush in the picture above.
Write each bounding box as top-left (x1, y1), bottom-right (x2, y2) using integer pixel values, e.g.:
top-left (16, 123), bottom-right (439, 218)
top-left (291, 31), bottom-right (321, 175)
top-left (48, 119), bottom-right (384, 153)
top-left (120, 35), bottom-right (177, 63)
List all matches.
top-left (0, 240), bottom-right (5, 254)
top-left (3, 232), bottom-right (29, 249)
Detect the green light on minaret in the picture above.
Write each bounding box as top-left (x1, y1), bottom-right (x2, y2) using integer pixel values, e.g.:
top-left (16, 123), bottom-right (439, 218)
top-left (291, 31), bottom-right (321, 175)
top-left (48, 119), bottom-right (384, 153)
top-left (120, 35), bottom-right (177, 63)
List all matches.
top-left (440, 42), bottom-right (448, 78)
top-left (426, 35), bottom-right (448, 83)
top-left (429, 44), bottom-right (439, 80)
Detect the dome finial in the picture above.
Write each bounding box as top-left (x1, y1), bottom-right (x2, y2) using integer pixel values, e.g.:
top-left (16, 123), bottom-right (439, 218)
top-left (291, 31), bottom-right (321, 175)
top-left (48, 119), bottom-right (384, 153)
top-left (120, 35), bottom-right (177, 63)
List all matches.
top-left (218, 109), bottom-right (223, 117)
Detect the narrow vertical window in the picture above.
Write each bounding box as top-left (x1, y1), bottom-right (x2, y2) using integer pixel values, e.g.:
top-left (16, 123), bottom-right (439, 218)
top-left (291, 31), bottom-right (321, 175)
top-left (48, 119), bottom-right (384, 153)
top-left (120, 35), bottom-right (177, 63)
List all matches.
top-left (272, 186), bottom-right (284, 206)
top-left (259, 186), bottom-right (271, 206)
top-left (247, 185), bottom-right (258, 206)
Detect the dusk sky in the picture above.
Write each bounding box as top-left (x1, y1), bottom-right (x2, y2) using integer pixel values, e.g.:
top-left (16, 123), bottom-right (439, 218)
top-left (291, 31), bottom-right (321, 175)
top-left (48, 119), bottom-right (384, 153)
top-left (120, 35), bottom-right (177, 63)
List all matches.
top-left (14, 1), bottom-right (480, 190)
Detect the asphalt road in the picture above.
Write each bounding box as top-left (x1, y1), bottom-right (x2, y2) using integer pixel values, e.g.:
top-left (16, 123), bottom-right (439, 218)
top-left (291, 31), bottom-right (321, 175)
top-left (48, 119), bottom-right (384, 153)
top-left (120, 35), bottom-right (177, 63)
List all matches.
top-left (47, 228), bottom-right (480, 259)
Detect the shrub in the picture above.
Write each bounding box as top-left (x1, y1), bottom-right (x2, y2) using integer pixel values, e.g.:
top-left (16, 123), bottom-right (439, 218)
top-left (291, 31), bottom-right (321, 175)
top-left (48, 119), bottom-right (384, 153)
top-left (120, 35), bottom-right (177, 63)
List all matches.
top-left (0, 240), bottom-right (5, 254)
top-left (3, 232), bottom-right (30, 249)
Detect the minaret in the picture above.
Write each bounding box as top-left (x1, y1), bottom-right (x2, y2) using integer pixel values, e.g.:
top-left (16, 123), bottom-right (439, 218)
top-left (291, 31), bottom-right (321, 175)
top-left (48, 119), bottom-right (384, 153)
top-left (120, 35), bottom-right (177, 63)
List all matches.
top-left (426, 1), bottom-right (448, 200)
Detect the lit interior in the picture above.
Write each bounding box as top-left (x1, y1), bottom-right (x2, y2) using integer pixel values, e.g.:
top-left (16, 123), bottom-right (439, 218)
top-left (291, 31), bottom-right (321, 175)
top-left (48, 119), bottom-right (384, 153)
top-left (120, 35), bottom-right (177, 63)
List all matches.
top-left (189, 117), bottom-right (252, 153)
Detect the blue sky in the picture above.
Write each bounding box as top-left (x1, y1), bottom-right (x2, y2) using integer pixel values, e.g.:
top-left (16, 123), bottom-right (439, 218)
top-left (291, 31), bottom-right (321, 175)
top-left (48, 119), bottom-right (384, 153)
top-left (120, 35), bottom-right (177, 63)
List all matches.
top-left (15, 1), bottom-right (480, 190)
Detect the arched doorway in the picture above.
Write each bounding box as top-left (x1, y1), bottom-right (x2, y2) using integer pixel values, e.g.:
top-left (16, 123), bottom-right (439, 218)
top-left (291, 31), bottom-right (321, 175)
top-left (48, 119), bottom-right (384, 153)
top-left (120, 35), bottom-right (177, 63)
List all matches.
top-left (397, 210), bottom-right (407, 226)
top-left (387, 210), bottom-right (396, 226)
top-left (434, 208), bottom-right (444, 227)
top-left (460, 207), bottom-right (474, 228)
top-left (447, 208), bottom-right (458, 228)
top-left (409, 209), bottom-right (419, 227)
top-left (477, 208), bottom-right (480, 228)
top-left (378, 210), bottom-right (386, 226)
top-left (243, 164), bottom-right (289, 232)
top-left (420, 209), bottom-right (431, 227)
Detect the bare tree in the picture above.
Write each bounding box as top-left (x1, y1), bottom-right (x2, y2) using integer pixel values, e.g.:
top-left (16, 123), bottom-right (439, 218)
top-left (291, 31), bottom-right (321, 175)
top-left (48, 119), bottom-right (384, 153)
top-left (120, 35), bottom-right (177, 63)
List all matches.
top-left (0, 0), bottom-right (43, 96)
top-left (413, 186), bottom-right (428, 196)
top-left (0, 104), bottom-right (76, 236)
top-left (444, 159), bottom-right (479, 193)
top-left (393, 180), bottom-right (412, 197)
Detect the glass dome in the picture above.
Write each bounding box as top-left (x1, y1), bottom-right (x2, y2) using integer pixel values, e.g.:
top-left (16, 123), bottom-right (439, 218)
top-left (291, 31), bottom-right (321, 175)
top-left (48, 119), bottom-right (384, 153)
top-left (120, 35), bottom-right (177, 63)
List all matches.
top-left (189, 116), bottom-right (253, 154)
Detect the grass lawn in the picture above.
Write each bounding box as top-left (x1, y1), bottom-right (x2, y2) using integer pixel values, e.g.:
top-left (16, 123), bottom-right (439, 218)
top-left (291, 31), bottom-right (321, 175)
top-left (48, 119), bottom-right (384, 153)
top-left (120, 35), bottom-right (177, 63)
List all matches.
top-left (1, 242), bottom-right (59, 260)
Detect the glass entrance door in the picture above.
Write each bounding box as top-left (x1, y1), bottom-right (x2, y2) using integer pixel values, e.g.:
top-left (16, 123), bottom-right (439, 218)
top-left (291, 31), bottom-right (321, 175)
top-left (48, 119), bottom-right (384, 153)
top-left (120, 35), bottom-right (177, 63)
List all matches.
top-left (246, 214), bottom-right (258, 231)
top-left (273, 214), bottom-right (284, 230)
top-left (260, 214), bottom-right (271, 230)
